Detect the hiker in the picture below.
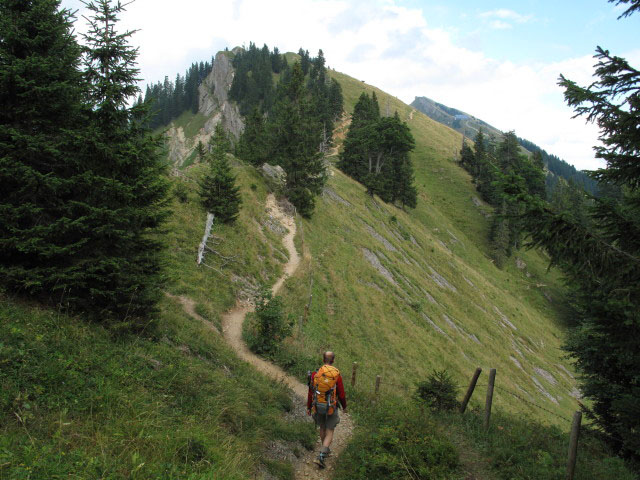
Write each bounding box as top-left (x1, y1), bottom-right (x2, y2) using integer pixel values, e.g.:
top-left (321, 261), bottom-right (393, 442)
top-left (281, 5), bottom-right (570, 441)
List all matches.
top-left (307, 351), bottom-right (347, 468)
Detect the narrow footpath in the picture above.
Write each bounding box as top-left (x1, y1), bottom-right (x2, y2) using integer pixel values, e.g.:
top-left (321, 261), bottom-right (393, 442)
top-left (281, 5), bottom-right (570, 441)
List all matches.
top-left (223, 194), bottom-right (353, 479)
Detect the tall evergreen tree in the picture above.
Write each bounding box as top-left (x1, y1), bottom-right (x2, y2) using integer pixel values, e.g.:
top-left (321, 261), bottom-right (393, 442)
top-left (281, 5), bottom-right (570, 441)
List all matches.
top-left (80, 0), bottom-right (169, 327)
top-left (460, 139), bottom-right (474, 170)
top-left (521, 0), bottom-right (640, 458)
top-left (199, 127), bottom-right (241, 224)
top-left (268, 62), bottom-right (326, 217)
top-left (0, 0), bottom-right (87, 302)
top-left (339, 95), bottom-right (416, 206)
top-left (236, 106), bottom-right (267, 166)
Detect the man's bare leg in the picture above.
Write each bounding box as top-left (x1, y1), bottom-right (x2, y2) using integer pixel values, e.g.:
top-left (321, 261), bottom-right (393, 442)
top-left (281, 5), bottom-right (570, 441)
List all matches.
top-left (319, 426), bottom-right (326, 443)
top-left (322, 428), bottom-right (334, 449)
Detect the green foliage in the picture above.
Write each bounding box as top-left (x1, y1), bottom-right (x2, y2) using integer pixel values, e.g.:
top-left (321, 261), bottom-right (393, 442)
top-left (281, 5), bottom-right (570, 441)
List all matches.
top-left (233, 44), bottom-right (343, 217)
top-left (196, 140), bottom-right (206, 162)
top-left (173, 181), bottom-right (190, 203)
top-left (339, 93), bottom-right (417, 207)
top-left (144, 59), bottom-right (212, 129)
top-left (0, 0), bottom-right (169, 329)
top-left (229, 42), bottom-right (277, 115)
top-left (335, 399), bottom-right (459, 480)
top-left (415, 370), bottom-right (459, 411)
top-left (210, 122), bottom-right (232, 154)
top-left (268, 62), bottom-right (327, 217)
top-left (520, 6), bottom-right (640, 462)
top-left (199, 124), bottom-right (241, 224)
top-left (236, 106), bottom-right (267, 166)
top-left (439, 411), bottom-right (636, 480)
top-left (246, 290), bottom-right (293, 355)
top-left (199, 155), bottom-right (241, 224)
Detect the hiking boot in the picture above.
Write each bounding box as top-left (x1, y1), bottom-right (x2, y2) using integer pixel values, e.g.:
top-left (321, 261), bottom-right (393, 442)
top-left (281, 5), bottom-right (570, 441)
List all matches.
top-left (314, 446), bottom-right (330, 469)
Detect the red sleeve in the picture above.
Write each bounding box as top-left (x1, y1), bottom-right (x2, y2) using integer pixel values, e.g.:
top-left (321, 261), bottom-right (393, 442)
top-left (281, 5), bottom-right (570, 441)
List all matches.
top-left (307, 371), bottom-right (315, 410)
top-left (336, 375), bottom-right (347, 410)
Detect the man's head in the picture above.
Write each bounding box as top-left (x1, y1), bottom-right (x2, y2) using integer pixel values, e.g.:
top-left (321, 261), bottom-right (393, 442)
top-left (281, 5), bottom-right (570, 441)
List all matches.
top-left (323, 351), bottom-right (335, 365)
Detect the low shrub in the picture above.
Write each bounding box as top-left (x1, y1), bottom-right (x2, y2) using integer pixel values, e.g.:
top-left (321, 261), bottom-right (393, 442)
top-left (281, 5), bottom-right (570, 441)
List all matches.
top-left (174, 182), bottom-right (189, 203)
top-left (245, 289), bottom-right (293, 355)
top-left (335, 398), bottom-right (459, 479)
top-left (415, 369), bottom-right (459, 411)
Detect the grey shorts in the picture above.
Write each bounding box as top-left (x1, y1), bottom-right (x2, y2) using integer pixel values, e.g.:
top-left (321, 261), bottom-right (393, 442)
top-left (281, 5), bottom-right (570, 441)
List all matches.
top-left (313, 408), bottom-right (340, 430)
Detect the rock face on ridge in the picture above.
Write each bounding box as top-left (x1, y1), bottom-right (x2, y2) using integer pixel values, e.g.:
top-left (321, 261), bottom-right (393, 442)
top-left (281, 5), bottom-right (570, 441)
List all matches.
top-left (198, 49), bottom-right (244, 139)
top-left (164, 48), bottom-right (244, 166)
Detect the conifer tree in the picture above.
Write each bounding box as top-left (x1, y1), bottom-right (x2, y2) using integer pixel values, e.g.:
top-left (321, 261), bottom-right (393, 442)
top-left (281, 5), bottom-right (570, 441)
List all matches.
top-left (328, 78), bottom-right (344, 121)
top-left (0, 0), bottom-right (87, 300)
top-left (521, 1), bottom-right (640, 456)
top-left (490, 203), bottom-right (511, 268)
top-left (236, 106), bottom-right (267, 166)
top-left (199, 125), bottom-right (241, 224)
top-left (80, 0), bottom-right (169, 327)
top-left (339, 95), bottom-right (416, 206)
top-left (209, 122), bottom-right (231, 154)
top-left (196, 140), bottom-right (206, 162)
top-left (460, 139), bottom-right (475, 170)
top-left (268, 62), bottom-right (326, 217)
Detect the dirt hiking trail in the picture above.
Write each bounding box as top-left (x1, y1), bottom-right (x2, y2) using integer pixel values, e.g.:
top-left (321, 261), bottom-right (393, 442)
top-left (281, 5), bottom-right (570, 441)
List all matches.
top-left (223, 194), bottom-right (353, 479)
top-left (171, 193), bottom-right (351, 479)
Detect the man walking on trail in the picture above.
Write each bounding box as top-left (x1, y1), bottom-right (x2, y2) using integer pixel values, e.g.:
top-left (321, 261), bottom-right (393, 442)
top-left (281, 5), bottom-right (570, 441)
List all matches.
top-left (307, 351), bottom-right (347, 468)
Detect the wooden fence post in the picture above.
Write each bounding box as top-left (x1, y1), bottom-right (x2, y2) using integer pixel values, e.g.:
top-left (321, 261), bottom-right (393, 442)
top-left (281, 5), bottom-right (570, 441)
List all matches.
top-left (484, 368), bottom-right (496, 430)
top-left (460, 367), bottom-right (482, 413)
top-left (566, 411), bottom-right (582, 480)
top-left (351, 362), bottom-right (358, 387)
top-left (375, 375), bottom-right (381, 398)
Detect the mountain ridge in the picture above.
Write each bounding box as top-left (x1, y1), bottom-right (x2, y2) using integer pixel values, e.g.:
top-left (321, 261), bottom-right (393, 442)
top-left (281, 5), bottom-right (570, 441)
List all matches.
top-left (411, 95), bottom-right (599, 195)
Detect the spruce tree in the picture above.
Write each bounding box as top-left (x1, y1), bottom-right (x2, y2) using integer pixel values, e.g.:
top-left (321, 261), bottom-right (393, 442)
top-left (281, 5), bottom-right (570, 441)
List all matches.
top-left (79, 0), bottom-right (169, 327)
top-left (0, 0), bottom-right (87, 300)
top-left (199, 125), bottom-right (241, 224)
top-left (236, 106), bottom-right (267, 166)
top-left (521, 1), bottom-right (640, 457)
top-left (460, 139), bottom-right (475, 170)
top-left (268, 62), bottom-right (326, 217)
top-left (196, 140), bottom-right (206, 162)
top-left (339, 96), bottom-right (416, 206)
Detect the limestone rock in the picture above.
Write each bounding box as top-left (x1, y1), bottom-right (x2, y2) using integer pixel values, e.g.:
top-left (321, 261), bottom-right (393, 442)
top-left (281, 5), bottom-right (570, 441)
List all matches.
top-left (198, 50), bottom-right (244, 139)
top-left (261, 163), bottom-right (286, 191)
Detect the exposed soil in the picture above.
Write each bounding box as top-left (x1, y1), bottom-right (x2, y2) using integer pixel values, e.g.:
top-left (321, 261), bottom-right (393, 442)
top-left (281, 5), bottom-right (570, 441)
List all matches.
top-left (173, 193), bottom-right (353, 479)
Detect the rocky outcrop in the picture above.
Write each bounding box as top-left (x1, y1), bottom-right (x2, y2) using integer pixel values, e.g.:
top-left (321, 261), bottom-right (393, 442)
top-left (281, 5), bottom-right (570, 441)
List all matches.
top-left (164, 48), bottom-right (245, 167)
top-left (165, 125), bottom-right (188, 166)
top-left (198, 49), bottom-right (244, 140)
top-left (261, 163), bottom-right (286, 191)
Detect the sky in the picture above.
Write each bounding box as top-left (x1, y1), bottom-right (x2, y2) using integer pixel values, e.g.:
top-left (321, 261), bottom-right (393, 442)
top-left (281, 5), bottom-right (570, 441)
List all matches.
top-left (61, 0), bottom-right (639, 171)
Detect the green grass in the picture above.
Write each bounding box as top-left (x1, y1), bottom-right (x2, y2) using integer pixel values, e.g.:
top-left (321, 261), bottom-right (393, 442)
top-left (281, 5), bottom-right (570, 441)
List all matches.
top-left (172, 110), bottom-right (208, 139)
top-left (335, 392), bottom-right (633, 480)
top-left (0, 156), bottom-right (315, 479)
top-left (268, 68), bottom-right (583, 429)
top-left (439, 408), bottom-right (634, 480)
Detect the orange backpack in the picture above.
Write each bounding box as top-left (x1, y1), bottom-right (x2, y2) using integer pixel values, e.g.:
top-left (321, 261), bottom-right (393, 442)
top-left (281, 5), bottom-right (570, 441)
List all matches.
top-left (312, 365), bottom-right (340, 416)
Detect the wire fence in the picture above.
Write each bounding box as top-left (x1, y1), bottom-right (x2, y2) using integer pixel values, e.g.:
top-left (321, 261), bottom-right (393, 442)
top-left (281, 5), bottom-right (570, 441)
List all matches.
top-left (348, 364), bottom-right (576, 423)
top-left (344, 363), bottom-right (629, 453)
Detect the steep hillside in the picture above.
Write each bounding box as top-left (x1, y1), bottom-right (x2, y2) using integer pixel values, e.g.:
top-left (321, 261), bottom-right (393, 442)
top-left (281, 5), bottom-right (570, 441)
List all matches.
top-left (0, 163), bottom-right (316, 479)
top-left (159, 51), bottom-right (580, 424)
top-left (274, 69), bottom-right (582, 425)
top-left (411, 95), bottom-right (598, 195)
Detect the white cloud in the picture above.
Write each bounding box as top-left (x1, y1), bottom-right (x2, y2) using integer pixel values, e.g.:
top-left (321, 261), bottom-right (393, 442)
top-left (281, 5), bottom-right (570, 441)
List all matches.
top-left (479, 8), bottom-right (533, 23)
top-left (489, 20), bottom-right (513, 30)
top-left (61, 0), bottom-right (609, 170)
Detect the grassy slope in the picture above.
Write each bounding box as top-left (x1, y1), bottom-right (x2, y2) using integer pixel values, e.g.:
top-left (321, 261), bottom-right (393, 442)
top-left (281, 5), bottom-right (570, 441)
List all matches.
top-left (0, 161), bottom-right (313, 479)
top-left (276, 69), bottom-right (579, 425)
